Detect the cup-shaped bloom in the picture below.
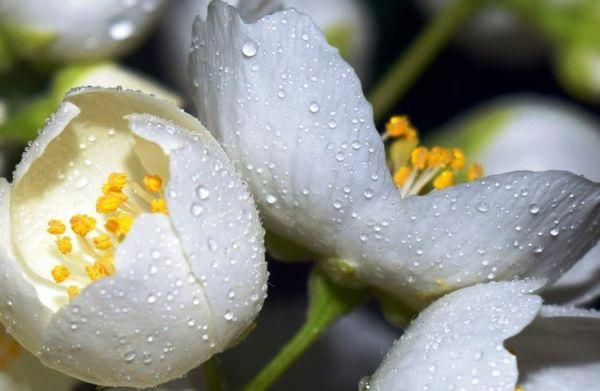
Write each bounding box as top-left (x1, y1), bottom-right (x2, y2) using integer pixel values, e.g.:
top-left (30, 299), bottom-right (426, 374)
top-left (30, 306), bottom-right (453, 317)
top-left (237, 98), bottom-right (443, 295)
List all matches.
top-left (431, 95), bottom-right (600, 305)
top-left (0, 0), bottom-right (167, 63)
top-left (189, 1), bottom-right (600, 309)
top-left (367, 280), bottom-right (600, 390)
top-left (0, 87), bottom-right (268, 387)
top-left (158, 0), bottom-right (374, 96)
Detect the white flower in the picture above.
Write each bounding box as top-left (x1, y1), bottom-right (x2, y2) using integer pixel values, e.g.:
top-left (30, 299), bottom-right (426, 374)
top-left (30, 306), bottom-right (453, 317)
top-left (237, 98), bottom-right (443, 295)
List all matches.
top-left (0, 0), bottom-right (167, 62)
top-left (189, 1), bottom-right (600, 309)
top-left (157, 0), bottom-right (375, 96)
top-left (433, 95), bottom-right (600, 305)
top-left (0, 325), bottom-right (76, 391)
top-left (367, 280), bottom-right (600, 390)
top-left (0, 87), bottom-right (267, 387)
top-left (416, 0), bottom-right (546, 65)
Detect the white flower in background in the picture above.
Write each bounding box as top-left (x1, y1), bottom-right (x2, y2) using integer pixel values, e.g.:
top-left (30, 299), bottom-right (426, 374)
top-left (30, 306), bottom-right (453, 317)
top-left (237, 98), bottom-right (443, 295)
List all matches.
top-left (0, 100), bottom-right (6, 176)
top-left (0, 0), bottom-right (167, 63)
top-left (416, 0), bottom-right (547, 66)
top-left (0, 87), bottom-right (267, 387)
top-left (367, 280), bottom-right (600, 390)
top-left (189, 1), bottom-right (600, 310)
top-left (157, 0), bottom-right (375, 96)
top-left (0, 326), bottom-right (76, 391)
top-left (417, 0), bottom-right (600, 102)
top-left (431, 95), bottom-right (600, 305)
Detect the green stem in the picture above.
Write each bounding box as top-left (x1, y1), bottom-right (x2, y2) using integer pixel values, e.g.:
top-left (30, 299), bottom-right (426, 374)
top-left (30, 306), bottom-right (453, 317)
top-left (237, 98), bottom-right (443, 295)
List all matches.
top-left (368, 0), bottom-right (484, 122)
top-left (202, 355), bottom-right (226, 391)
top-left (243, 266), bottom-right (367, 391)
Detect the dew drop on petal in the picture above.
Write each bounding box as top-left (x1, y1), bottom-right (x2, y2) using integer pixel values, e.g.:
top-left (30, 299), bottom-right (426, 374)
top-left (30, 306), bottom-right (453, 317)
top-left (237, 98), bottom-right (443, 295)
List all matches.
top-left (241, 39), bottom-right (258, 57)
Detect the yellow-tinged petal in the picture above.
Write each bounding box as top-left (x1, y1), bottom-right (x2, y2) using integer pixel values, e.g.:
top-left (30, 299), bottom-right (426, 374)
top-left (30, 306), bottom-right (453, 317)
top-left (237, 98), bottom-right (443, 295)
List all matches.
top-left (433, 170), bottom-right (455, 190)
top-left (55, 236), bottom-right (72, 255)
top-left (47, 219), bottom-right (66, 235)
top-left (393, 166), bottom-right (412, 187)
top-left (143, 174), bottom-right (163, 192)
top-left (150, 198), bottom-right (168, 214)
top-left (467, 162), bottom-right (484, 181)
top-left (410, 147), bottom-right (429, 170)
top-left (70, 214), bottom-right (97, 236)
top-left (51, 265), bottom-right (70, 283)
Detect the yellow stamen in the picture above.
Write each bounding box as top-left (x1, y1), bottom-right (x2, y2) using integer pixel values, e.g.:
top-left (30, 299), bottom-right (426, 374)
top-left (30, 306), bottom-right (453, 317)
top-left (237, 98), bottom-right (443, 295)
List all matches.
top-left (410, 147), bottom-right (429, 170)
top-left (70, 214), bottom-right (97, 236)
top-left (47, 219), bottom-right (66, 235)
top-left (86, 253), bottom-right (115, 281)
top-left (451, 148), bottom-right (465, 171)
top-left (427, 146), bottom-right (453, 168)
top-left (51, 265), bottom-right (70, 284)
top-left (105, 213), bottom-right (134, 236)
top-left (92, 234), bottom-right (113, 250)
top-left (433, 170), bottom-right (455, 190)
top-left (96, 195), bottom-right (123, 214)
top-left (143, 174), bottom-right (163, 193)
top-left (67, 286), bottom-right (79, 300)
top-left (150, 198), bottom-right (168, 214)
top-left (107, 172), bottom-right (127, 192)
top-left (385, 115), bottom-right (418, 141)
top-left (393, 166), bottom-right (412, 187)
top-left (467, 162), bottom-right (484, 181)
top-left (55, 236), bottom-right (72, 255)
top-left (515, 387), bottom-right (524, 391)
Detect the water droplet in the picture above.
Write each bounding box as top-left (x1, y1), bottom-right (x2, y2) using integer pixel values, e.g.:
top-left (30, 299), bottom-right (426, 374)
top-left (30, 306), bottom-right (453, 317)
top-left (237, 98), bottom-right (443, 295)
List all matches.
top-left (147, 294), bottom-right (156, 304)
top-left (529, 203), bottom-right (540, 215)
top-left (308, 101), bottom-right (320, 113)
top-left (363, 189), bottom-right (374, 199)
top-left (476, 202), bottom-right (489, 213)
top-left (333, 199), bottom-right (342, 209)
top-left (550, 227), bottom-right (560, 237)
top-left (241, 40), bottom-right (258, 57)
top-left (191, 203), bottom-right (203, 216)
top-left (196, 185), bottom-right (210, 200)
top-left (265, 194), bottom-right (277, 204)
top-left (122, 349), bottom-right (136, 362)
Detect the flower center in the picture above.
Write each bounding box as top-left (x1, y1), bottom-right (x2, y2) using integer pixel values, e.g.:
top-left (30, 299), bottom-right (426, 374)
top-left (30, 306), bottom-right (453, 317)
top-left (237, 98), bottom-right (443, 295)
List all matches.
top-left (46, 172), bottom-right (167, 300)
top-left (383, 115), bottom-right (483, 198)
top-left (0, 327), bottom-right (21, 369)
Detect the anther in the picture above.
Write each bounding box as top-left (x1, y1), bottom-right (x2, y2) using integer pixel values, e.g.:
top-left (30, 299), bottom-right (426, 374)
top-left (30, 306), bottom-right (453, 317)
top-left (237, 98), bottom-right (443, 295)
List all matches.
top-left (51, 265), bottom-right (70, 284)
top-left (393, 166), bottom-right (412, 187)
top-left (433, 170), bottom-right (455, 190)
top-left (47, 219), bottom-right (66, 235)
top-left (55, 236), bottom-right (72, 255)
top-left (70, 214), bottom-right (97, 236)
top-left (150, 198), bottom-right (168, 214)
top-left (143, 174), bottom-right (163, 193)
top-left (384, 115), bottom-right (418, 142)
top-left (467, 163), bottom-right (483, 181)
top-left (67, 286), bottom-right (79, 300)
top-left (411, 147), bottom-right (429, 170)
top-left (93, 234), bottom-right (113, 250)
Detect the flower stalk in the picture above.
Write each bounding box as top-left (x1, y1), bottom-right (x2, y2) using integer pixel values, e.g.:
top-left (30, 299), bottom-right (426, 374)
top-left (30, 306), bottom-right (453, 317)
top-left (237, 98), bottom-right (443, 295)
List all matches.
top-left (243, 266), bottom-right (367, 391)
top-left (369, 0), bottom-right (484, 122)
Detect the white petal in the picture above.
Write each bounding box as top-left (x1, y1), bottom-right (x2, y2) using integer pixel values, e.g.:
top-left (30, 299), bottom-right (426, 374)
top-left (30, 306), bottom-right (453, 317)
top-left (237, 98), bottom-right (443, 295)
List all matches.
top-left (0, 178), bottom-right (53, 353)
top-left (0, 0), bottom-right (167, 62)
top-left (40, 214), bottom-right (220, 387)
top-left (543, 245), bottom-right (600, 306)
top-left (507, 306), bottom-right (600, 390)
top-left (190, 1), bottom-right (389, 258)
top-left (190, 3), bottom-right (600, 307)
top-left (369, 280), bottom-right (544, 390)
top-left (127, 113), bottom-right (267, 345)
